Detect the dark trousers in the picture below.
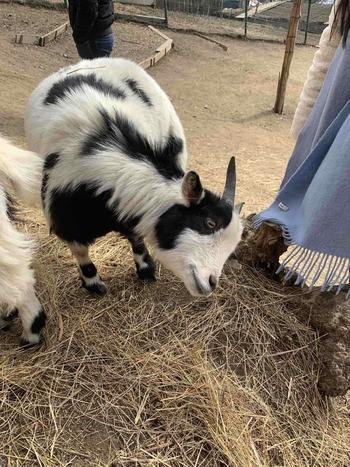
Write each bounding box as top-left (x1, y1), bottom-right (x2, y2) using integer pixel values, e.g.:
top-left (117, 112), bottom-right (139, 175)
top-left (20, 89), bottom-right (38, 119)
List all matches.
top-left (76, 33), bottom-right (114, 59)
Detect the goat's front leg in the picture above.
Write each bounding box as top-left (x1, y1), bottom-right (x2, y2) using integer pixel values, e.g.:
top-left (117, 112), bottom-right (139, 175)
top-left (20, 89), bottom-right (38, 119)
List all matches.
top-left (68, 242), bottom-right (107, 295)
top-left (18, 286), bottom-right (46, 347)
top-left (127, 235), bottom-right (156, 282)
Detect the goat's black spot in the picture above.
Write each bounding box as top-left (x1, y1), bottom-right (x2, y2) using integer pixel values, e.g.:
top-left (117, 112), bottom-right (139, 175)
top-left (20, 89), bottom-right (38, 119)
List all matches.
top-left (42, 153), bottom-right (60, 208)
top-left (155, 191), bottom-right (233, 250)
top-left (82, 111), bottom-right (185, 180)
top-left (44, 152), bottom-right (60, 171)
top-left (80, 262), bottom-right (97, 278)
top-left (128, 235), bottom-right (147, 255)
top-left (5, 193), bottom-right (17, 222)
top-left (31, 308), bottom-right (46, 334)
top-left (131, 243), bottom-right (145, 255)
top-left (44, 74), bottom-right (126, 106)
top-left (124, 78), bottom-right (152, 106)
top-left (41, 173), bottom-right (49, 206)
top-left (48, 183), bottom-right (141, 245)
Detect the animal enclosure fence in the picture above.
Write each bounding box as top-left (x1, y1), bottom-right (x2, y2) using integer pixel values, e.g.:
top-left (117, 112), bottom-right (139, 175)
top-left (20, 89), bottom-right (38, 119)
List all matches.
top-left (155, 0), bottom-right (330, 45)
top-left (157, 0), bottom-right (224, 15)
top-left (9, 0), bottom-right (331, 45)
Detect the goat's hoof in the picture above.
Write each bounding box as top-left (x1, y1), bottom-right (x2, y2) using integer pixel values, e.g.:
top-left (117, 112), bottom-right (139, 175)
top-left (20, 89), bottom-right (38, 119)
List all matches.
top-left (83, 281), bottom-right (108, 296)
top-left (19, 335), bottom-right (43, 349)
top-left (136, 257), bottom-right (156, 283)
top-left (137, 267), bottom-right (156, 283)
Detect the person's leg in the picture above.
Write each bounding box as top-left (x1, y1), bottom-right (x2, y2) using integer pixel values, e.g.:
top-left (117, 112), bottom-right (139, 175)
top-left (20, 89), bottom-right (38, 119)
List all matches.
top-left (75, 41), bottom-right (94, 60)
top-left (90, 33), bottom-right (114, 58)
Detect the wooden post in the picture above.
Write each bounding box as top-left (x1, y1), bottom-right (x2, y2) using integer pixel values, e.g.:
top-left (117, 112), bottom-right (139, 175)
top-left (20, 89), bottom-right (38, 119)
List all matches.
top-left (303, 0), bottom-right (312, 45)
top-left (164, 0), bottom-right (169, 26)
top-left (273, 0), bottom-right (303, 114)
top-left (244, 0), bottom-right (248, 38)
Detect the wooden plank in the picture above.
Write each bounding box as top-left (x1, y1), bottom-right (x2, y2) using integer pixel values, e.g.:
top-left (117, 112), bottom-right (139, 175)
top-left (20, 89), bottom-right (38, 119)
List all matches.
top-left (156, 39), bottom-right (173, 53)
top-left (14, 21), bottom-right (68, 47)
top-left (138, 25), bottom-right (173, 70)
top-left (274, 0), bottom-right (303, 114)
top-left (114, 13), bottom-right (166, 26)
top-left (148, 25), bottom-right (171, 41)
top-left (192, 32), bottom-right (228, 51)
top-left (153, 49), bottom-right (166, 64)
top-left (39, 21), bottom-right (69, 47)
top-left (14, 33), bottom-right (41, 45)
top-left (236, 0), bottom-right (284, 19)
top-left (138, 45), bottom-right (170, 69)
top-left (138, 57), bottom-right (153, 69)
top-left (118, 0), bottom-right (155, 5)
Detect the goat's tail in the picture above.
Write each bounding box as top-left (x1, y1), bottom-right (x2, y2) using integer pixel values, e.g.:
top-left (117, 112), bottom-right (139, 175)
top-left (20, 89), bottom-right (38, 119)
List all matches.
top-left (0, 135), bottom-right (43, 207)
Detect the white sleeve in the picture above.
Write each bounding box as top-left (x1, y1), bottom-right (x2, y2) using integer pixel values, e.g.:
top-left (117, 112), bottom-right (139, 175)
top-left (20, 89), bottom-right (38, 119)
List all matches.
top-left (290, 0), bottom-right (341, 139)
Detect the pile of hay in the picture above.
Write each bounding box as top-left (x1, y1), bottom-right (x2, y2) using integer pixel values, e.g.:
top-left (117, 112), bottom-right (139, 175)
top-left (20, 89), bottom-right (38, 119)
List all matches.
top-left (1, 207), bottom-right (349, 466)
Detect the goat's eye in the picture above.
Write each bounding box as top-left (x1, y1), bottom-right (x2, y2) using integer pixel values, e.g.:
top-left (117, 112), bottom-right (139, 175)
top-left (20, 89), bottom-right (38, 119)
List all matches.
top-left (206, 218), bottom-right (216, 229)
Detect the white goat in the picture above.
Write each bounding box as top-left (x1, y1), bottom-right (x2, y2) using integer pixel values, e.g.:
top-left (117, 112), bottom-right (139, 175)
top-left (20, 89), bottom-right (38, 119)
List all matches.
top-left (25, 58), bottom-right (243, 297)
top-left (0, 136), bottom-right (45, 346)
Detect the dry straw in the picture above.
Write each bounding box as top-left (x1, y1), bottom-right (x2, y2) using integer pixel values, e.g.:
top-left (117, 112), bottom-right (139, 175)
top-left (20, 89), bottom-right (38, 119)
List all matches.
top-left (1, 207), bottom-right (349, 466)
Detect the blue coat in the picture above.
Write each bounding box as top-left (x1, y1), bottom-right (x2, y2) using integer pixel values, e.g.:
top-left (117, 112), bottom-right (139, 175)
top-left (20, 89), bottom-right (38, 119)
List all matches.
top-left (255, 39), bottom-right (350, 296)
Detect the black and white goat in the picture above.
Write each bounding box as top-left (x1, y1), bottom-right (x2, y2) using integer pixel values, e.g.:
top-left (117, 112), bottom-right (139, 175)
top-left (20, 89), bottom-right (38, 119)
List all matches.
top-left (0, 136), bottom-right (45, 345)
top-left (25, 58), bottom-right (243, 297)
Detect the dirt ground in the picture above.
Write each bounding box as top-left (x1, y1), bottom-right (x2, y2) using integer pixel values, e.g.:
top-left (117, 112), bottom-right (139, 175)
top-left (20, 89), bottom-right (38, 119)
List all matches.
top-left (0, 3), bottom-right (316, 212)
top-left (1, 4), bottom-right (349, 467)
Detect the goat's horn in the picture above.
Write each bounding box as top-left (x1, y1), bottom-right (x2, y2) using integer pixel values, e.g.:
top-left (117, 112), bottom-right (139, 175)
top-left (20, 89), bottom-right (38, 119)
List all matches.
top-left (222, 156), bottom-right (236, 204)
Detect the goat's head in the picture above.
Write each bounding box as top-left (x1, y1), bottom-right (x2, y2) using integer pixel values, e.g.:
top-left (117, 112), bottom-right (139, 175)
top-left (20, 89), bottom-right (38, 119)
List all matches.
top-left (154, 158), bottom-right (243, 297)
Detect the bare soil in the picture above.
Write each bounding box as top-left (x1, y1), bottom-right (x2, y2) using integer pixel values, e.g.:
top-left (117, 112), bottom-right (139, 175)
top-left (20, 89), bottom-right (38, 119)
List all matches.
top-left (0, 2), bottom-right (317, 212)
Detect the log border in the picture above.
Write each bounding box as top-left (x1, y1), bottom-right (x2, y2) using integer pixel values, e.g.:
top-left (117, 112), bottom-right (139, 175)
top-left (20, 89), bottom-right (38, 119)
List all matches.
top-left (14, 21), bottom-right (69, 47)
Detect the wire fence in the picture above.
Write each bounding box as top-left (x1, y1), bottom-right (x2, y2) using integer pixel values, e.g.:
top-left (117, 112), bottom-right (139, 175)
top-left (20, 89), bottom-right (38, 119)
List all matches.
top-left (157, 0), bottom-right (224, 15)
top-left (155, 0), bottom-right (331, 45)
top-left (10, 0), bottom-right (332, 46)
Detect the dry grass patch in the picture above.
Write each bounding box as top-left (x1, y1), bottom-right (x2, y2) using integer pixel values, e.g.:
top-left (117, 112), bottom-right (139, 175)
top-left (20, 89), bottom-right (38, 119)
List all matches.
top-left (0, 208), bottom-right (349, 466)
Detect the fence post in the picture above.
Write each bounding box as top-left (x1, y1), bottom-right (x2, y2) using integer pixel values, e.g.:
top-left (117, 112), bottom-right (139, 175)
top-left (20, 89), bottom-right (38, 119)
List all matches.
top-left (303, 0), bottom-right (312, 45)
top-left (164, 0), bottom-right (168, 26)
top-left (274, 0), bottom-right (304, 114)
top-left (244, 0), bottom-right (248, 38)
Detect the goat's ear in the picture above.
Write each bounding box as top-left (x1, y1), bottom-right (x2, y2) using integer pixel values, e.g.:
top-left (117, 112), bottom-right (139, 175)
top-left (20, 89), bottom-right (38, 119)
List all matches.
top-left (182, 171), bottom-right (204, 205)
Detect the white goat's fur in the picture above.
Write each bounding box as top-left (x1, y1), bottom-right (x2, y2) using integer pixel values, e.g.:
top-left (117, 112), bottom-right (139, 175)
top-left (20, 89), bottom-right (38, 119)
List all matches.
top-left (0, 136), bottom-right (45, 344)
top-left (25, 58), bottom-right (243, 296)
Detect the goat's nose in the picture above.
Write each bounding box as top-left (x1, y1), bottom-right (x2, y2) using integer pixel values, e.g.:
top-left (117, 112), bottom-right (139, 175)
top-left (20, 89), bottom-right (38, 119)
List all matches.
top-left (209, 275), bottom-right (218, 291)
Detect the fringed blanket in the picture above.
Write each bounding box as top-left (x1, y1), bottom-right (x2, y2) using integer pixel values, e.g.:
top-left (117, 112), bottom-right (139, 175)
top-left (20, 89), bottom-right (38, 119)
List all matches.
top-left (254, 40), bottom-right (350, 297)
